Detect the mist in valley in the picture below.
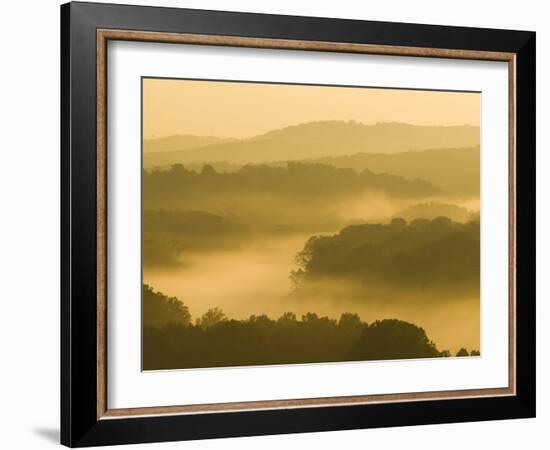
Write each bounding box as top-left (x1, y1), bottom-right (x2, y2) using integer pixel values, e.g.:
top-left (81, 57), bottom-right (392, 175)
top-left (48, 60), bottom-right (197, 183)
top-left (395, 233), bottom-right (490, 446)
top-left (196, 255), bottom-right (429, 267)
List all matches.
top-left (141, 78), bottom-right (481, 369)
top-left (142, 161), bottom-right (481, 358)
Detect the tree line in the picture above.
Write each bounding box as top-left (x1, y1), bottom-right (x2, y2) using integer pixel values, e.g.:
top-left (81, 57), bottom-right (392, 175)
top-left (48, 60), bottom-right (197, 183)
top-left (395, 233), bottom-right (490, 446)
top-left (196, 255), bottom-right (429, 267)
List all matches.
top-left (142, 284), bottom-right (479, 370)
top-left (292, 216), bottom-right (480, 293)
top-left (143, 162), bottom-right (439, 206)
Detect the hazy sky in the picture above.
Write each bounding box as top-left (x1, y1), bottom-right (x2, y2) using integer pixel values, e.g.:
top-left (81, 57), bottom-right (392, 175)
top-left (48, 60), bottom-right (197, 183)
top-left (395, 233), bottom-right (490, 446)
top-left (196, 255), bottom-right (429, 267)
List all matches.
top-left (143, 78), bottom-right (480, 140)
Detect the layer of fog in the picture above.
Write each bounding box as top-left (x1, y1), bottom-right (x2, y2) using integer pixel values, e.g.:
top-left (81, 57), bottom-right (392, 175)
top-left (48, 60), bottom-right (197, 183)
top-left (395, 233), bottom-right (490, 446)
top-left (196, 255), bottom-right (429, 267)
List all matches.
top-left (144, 230), bottom-right (480, 354)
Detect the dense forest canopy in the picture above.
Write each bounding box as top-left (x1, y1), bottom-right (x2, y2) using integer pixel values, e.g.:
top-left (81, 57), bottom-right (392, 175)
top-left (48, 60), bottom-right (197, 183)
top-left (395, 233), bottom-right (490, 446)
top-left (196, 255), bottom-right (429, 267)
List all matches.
top-left (143, 162), bottom-right (439, 204)
top-left (146, 146), bottom-right (480, 197)
top-left (142, 284), bottom-right (479, 370)
top-left (292, 216), bottom-right (480, 296)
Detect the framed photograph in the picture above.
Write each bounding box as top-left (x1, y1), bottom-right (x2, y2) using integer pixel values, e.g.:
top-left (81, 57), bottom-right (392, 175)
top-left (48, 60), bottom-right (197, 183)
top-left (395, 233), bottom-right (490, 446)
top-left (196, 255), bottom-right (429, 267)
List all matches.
top-left (61, 2), bottom-right (536, 447)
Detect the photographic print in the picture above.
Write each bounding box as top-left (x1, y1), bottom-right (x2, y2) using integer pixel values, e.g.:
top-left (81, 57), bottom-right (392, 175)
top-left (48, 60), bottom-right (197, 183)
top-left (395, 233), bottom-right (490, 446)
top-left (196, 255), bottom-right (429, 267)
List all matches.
top-left (141, 78), bottom-right (481, 370)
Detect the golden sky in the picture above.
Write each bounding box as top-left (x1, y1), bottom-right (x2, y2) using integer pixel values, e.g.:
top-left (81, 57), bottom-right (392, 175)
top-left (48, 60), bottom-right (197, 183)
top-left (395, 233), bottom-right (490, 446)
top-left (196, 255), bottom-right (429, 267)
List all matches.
top-left (143, 78), bottom-right (480, 140)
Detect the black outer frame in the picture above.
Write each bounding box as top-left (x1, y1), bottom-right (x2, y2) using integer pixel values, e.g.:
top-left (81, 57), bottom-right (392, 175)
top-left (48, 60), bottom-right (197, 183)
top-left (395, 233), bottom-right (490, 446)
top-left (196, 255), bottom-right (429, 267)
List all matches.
top-left (60, 1), bottom-right (536, 447)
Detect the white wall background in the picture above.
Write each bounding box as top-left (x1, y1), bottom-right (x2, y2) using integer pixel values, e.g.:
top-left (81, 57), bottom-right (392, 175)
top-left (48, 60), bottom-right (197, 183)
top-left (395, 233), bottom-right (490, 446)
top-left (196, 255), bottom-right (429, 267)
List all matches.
top-left (0, 0), bottom-right (546, 448)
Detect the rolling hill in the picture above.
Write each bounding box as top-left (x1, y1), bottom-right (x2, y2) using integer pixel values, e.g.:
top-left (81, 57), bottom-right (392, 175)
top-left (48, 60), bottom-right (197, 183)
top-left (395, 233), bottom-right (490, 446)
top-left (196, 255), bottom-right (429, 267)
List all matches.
top-left (143, 134), bottom-right (235, 154)
top-left (307, 146), bottom-right (479, 195)
top-left (143, 121), bottom-right (479, 168)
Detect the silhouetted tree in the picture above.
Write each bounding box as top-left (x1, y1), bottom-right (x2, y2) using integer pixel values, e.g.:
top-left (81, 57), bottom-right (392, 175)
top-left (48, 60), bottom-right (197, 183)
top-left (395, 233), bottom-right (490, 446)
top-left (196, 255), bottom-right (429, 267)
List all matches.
top-left (390, 217), bottom-right (407, 230)
top-left (350, 319), bottom-right (439, 360)
top-left (143, 284), bottom-right (191, 328)
top-left (201, 164), bottom-right (217, 176)
top-left (277, 312), bottom-right (297, 325)
top-left (338, 312), bottom-right (362, 328)
top-left (197, 307), bottom-right (227, 329)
